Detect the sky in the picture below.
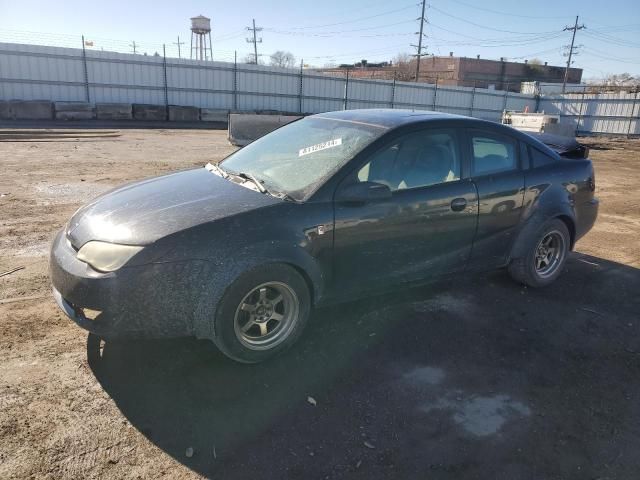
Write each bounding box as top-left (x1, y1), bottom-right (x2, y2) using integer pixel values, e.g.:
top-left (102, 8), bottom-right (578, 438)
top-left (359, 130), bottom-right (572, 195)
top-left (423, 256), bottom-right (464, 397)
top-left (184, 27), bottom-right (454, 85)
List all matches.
top-left (0, 0), bottom-right (638, 79)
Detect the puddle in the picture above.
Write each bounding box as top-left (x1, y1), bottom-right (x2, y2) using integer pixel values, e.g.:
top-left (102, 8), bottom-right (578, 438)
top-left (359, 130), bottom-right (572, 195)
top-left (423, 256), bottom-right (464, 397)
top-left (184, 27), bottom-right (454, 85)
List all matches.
top-left (399, 364), bottom-right (531, 437)
top-left (402, 366), bottom-right (446, 386)
top-left (421, 393), bottom-right (531, 437)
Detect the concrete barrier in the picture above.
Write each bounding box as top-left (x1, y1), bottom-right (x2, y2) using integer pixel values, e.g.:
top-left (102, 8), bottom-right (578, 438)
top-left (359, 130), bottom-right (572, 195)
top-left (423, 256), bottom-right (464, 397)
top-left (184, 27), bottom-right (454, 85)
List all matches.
top-left (0, 100), bottom-right (54, 120)
top-left (133, 104), bottom-right (167, 121)
top-left (96, 103), bottom-right (133, 120)
top-left (200, 108), bottom-right (229, 123)
top-left (168, 105), bottom-right (199, 122)
top-left (228, 113), bottom-right (302, 146)
top-left (55, 102), bottom-right (96, 120)
top-left (0, 101), bottom-right (9, 120)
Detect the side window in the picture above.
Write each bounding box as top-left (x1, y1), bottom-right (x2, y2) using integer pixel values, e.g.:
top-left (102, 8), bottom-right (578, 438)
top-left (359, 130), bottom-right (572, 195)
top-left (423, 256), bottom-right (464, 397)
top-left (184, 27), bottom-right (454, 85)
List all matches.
top-left (471, 134), bottom-right (517, 175)
top-left (529, 146), bottom-right (557, 168)
top-left (357, 130), bottom-right (460, 191)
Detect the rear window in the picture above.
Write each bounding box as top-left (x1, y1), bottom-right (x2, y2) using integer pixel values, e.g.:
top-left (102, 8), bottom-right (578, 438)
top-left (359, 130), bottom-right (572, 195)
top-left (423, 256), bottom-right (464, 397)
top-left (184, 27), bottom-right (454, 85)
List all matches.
top-left (529, 146), bottom-right (557, 168)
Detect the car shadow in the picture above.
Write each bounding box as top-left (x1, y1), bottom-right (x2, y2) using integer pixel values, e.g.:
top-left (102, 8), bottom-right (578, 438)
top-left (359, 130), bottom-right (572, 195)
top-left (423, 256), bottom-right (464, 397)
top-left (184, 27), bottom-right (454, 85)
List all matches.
top-left (87, 253), bottom-right (640, 478)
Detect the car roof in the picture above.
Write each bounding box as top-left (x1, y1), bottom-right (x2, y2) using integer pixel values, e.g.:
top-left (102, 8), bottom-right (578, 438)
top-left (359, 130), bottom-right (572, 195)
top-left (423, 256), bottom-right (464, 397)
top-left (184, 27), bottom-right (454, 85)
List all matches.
top-left (314, 109), bottom-right (467, 128)
top-left (312, 108), bottom-right (562, 159)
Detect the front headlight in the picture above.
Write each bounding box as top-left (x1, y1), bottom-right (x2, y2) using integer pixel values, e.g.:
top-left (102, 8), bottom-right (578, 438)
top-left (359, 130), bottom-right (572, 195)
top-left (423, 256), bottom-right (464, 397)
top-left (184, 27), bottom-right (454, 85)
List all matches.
top-left (76, 241), bottom-right (144, 272)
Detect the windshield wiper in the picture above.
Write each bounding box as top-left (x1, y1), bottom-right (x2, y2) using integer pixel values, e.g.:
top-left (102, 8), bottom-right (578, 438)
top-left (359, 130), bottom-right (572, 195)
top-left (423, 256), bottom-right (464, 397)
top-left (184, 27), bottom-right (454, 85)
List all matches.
top-left (237, 172), bottom-right (296, 202)
top-left (237, 172), bottom-right (266, 194)
top-left (205, 162), bottom-right (229, 179)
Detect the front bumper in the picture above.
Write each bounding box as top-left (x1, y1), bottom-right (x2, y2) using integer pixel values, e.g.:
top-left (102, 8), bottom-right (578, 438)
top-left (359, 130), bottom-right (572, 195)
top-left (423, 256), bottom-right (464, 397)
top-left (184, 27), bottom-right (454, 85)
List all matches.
top-left (49, 229), bottom-right (206, 339)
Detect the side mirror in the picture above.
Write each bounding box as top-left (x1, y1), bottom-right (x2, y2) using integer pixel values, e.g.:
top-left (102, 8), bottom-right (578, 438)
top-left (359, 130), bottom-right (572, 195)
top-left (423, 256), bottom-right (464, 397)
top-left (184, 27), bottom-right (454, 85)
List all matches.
top-left (336, 181), bottom-right (392, 204)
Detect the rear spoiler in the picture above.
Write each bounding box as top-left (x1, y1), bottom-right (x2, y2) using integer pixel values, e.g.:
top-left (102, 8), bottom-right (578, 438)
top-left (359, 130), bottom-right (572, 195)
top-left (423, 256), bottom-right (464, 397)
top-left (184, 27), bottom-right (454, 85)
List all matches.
top-left (525, 132), bottom-right (589, 159)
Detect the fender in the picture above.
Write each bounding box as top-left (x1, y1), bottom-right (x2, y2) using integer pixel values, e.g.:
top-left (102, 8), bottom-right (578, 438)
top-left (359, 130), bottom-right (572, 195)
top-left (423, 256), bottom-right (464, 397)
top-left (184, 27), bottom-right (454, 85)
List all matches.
top-left (509, 184), bottom-right (576, 261)
top-left (192, 240), bottom-right (325, 340)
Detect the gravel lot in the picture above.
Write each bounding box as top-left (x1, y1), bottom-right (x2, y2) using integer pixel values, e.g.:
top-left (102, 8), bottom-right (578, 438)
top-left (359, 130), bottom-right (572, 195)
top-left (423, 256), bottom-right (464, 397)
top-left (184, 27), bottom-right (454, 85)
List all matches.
top-left (0, 128), bottom-right (639, 479)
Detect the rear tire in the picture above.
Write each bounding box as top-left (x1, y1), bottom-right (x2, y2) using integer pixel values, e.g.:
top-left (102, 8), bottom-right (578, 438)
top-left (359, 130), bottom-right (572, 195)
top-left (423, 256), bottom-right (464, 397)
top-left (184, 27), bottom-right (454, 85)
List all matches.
top-left (213, 263), bottom-right (311, 364)
top-left (508, 218), bottom-right (570, 288)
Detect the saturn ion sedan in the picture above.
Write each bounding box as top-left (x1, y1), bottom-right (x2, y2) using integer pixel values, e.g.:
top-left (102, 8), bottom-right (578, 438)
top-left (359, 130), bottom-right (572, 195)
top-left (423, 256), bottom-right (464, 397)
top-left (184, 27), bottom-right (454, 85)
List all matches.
top-left (50, 109), bottom-right (598, 363)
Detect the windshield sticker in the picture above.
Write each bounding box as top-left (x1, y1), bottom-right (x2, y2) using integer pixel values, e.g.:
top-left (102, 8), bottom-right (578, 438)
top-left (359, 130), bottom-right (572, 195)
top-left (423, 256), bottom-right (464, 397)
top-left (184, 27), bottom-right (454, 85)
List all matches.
top-left (299, 138), bottom-right (342, 157)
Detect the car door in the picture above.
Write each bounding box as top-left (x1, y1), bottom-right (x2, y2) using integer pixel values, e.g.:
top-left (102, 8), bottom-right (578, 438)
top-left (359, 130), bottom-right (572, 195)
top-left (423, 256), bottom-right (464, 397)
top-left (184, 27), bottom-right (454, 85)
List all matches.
top-left (331, 127), bottom-right (478, 295)
top-left (465, 129), bottom-right (525, 271)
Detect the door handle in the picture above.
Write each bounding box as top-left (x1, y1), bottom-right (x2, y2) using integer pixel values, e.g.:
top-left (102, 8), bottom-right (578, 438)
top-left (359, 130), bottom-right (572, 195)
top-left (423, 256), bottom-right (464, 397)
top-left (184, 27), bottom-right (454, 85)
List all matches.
top-left (450, 197), bottom-right (467, 212)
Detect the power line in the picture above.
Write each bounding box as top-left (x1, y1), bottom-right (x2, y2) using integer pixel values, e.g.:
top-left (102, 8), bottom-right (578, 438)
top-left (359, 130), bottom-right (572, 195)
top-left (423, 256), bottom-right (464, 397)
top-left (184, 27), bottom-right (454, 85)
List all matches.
top-left (265, 19), bottom-right (415, 37)
top-left (428, 4), bottom-right (560, 35)
top-left (447, 0), bottom-right (569, 20)
top-left (284, 4), bottom-right (416, 30)
top-left (582, 30), bottom-right (640, 48)
top-left (246, 19), bottom-right (263, 64)
top-left (562, 15), bottom-right (586, 93)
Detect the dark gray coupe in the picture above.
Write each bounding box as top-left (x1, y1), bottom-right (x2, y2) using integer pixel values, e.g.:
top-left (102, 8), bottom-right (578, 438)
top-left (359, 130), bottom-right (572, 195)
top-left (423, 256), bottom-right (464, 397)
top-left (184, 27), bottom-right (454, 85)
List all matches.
top-left (50, 109), bottom-right (598, 363)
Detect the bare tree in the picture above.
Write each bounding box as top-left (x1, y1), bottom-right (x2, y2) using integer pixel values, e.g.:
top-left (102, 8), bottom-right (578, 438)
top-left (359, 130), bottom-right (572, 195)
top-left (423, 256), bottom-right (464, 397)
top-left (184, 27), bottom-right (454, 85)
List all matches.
top-left (603, 73), bottom-right (638, 86)
top-left (270, 51), bottom-right (296, 69)
top-left (393, 53), bottom-right (416, 81)
top-left (243, 53), bottom-right (264, 65)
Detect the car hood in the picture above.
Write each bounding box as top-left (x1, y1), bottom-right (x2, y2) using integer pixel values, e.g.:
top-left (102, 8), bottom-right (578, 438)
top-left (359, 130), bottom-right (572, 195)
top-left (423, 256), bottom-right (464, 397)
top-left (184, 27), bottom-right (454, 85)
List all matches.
top-left (66, 167), bottom-right (281, 247)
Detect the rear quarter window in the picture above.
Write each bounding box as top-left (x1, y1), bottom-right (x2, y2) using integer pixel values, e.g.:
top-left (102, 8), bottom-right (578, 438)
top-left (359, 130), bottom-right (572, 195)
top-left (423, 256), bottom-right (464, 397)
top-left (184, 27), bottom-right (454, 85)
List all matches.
top-left (471, 135), bottom-right (517, 175)
top-left (529, 146), bottom-right (557, 168)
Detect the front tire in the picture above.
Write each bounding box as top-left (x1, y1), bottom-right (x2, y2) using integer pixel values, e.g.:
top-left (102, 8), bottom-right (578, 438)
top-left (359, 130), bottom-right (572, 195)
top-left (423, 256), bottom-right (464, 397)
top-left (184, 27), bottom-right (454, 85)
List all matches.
top-left (508, 218), bottom-right (570, 288)
top-left (213, 263), bottom-right (311, 363)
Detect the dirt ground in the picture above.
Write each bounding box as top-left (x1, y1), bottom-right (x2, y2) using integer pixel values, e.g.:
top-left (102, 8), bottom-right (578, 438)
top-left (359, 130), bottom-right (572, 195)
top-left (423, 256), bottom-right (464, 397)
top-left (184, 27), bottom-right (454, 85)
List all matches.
top-left (0, 128), bottom-right (639, 479)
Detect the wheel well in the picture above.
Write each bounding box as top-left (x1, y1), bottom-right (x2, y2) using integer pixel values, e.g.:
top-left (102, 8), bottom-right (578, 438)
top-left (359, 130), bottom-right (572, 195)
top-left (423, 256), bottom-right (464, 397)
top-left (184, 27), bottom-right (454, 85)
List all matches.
top-left (555, 214), bottom-right (576, 249)
top-left (285, 262), bottom-right (317, 307)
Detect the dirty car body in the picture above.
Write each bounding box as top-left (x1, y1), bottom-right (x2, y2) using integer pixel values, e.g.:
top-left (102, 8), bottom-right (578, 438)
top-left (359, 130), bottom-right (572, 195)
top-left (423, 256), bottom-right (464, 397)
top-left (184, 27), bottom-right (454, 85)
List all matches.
top-left (50, 109), bottom-right (598, 361)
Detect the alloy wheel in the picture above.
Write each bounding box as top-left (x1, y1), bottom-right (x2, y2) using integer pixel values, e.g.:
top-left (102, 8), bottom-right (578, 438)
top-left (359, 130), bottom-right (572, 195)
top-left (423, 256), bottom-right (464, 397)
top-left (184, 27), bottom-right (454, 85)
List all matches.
top-left (233, 281), bottom-right (299, 350)
top-left (534, 230), bottom-right (566, 278)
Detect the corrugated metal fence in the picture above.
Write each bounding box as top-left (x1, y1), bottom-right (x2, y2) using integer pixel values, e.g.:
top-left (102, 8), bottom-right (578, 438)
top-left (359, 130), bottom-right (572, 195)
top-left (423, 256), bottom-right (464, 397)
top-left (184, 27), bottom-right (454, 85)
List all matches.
top-left (1, 42), bottom-right (638, 135)
top-left (539, 92), bottom-right (639, 135)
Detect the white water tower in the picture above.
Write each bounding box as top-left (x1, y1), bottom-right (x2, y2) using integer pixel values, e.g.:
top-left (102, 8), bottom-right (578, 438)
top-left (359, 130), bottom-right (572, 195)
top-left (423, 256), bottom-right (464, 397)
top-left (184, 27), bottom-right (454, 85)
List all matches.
top-left (190, 15), bottom-right (213, 61)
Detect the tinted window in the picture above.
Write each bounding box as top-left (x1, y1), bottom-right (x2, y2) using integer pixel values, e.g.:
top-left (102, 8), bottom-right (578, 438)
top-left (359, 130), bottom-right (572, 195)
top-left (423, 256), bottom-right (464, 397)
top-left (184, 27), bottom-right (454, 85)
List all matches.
top-left (529, 146), bottom-right (557, 168)
top-left (472, 135), bottom-right (517, 175)
top-left (357, 130), bottom-right (460, 191)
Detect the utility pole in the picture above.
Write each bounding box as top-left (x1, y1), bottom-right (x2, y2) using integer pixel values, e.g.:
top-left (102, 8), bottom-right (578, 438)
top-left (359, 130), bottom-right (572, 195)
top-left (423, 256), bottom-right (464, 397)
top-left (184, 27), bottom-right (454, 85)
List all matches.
top-left (411, 0), bottom-right (428, 82)
top-left (130, 41), bottom-right (137, 54)
top-left (562, 15), bottom-right (585, 93)
top-left (173, 36), bottom-right (185, 58)
top-left (246, 19), bottom-right (263, 64)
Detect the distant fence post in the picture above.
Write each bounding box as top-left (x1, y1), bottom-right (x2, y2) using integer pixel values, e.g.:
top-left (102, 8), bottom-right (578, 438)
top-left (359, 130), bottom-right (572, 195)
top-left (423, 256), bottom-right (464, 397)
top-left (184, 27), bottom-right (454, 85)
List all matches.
top-left (390, 73), bottom-right (396, 108)
top-left (577, 86), bottom-right (587, 133)
top-left (162, 44), bottom-right (169, 117)
top-left (298, 59), bottom-right (304, 113)
top-left (233, 51), bottom-right (238, 111)
top-left (432, 77), bottom-right (438, 111)
top-left (627, 90), bottom-right (639, 138)
top-left (343, 69), bottom-right (350, 110)
top-left (502, 83), bottom-right (509, 114)
top-left (470, 82), bottom-right (476, 117)
top-left (80, 35), bottom-right (90, 103)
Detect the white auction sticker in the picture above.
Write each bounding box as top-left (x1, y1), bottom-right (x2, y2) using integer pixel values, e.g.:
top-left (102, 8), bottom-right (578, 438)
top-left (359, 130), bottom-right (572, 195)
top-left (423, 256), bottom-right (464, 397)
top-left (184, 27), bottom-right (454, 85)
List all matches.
top-left (299, 138), bottom-right (342, 157)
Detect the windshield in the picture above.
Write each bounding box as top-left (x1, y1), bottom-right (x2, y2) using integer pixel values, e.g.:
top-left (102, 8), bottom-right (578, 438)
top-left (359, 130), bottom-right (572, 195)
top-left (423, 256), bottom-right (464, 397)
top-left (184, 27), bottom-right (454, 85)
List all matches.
top-left (220, 116), bottom-right (386, 201)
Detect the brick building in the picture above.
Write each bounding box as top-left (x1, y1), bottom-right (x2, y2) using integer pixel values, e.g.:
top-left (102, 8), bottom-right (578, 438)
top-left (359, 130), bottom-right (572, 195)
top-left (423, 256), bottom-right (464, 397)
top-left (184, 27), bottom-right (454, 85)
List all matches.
top-left (316, 55), bottom-right (583, 92)
top-left (417, 55), bottom-right (582, 91)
